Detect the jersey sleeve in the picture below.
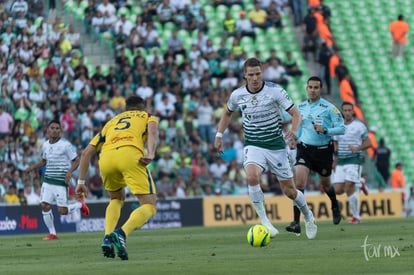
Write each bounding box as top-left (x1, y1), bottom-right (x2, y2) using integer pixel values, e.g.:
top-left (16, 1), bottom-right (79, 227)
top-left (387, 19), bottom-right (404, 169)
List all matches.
top-left (328, 105), bottom-right (345, 135)
top-left (65, 141), bottom-right (78, 161)
top-left (277, 88), bottom-right (294, 111)
top-left (226, 91), bottom-right (238, 112)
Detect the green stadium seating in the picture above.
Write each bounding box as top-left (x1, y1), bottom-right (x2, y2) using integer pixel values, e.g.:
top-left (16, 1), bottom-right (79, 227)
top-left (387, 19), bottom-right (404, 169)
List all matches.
top-left (326, 0), bottom-right (414, 184)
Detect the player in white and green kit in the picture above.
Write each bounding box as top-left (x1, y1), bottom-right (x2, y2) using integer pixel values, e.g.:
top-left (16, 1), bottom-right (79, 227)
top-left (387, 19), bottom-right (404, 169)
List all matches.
top-left (26, 120), bottom-right (90, 240)
top-left (215, 58), bottom-right (317, 240)
top-left (332, 102), bottom-right (371, 224)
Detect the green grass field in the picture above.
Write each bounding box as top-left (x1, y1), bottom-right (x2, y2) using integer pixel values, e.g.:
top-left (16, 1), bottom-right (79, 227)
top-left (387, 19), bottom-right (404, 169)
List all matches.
top-left (1, 218), bottom-right (413, 275)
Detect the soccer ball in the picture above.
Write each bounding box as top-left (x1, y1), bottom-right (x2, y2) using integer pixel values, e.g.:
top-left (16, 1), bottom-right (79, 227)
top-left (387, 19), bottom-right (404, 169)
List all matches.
top-left (247, 225), bottom-right (271, 247)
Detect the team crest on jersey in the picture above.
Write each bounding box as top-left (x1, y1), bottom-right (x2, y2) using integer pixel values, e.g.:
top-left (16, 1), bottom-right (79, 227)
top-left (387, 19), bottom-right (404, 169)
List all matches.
top-left (251, 96), bottom-right (258, 106)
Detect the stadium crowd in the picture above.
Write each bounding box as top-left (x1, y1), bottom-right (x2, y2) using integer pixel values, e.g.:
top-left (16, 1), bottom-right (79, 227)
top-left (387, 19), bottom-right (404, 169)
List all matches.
top-left (0, 0), bottom-right (380, 205)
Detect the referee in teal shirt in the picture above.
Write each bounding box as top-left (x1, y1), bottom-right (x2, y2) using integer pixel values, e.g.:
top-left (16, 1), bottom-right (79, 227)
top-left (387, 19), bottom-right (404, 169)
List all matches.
top-left (286, 76), bottom-right (345, 235)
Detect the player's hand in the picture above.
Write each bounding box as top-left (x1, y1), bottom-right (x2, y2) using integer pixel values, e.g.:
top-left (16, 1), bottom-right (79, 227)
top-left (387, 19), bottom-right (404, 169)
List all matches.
top-left (139, 156), bottom-right (153, 166)
top-left (284, 130), bottom-right (297, 141)
top-left (288, 138), bottom-right (296, 149)
top-left (214, 137), bottom-right (223, 153)
top-left (75, 184), bottom-right (88, 199)
top-left (348, 145), bottom-right (359, 152)
top-left (64, 172), bottom-right (72, 184)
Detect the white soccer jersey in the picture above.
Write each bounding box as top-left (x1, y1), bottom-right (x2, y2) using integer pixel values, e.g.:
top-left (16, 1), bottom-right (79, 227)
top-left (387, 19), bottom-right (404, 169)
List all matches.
top-left (227, 81), bottom-right (294, 150)
top-left (333, 119), bottom-right (368, 164)
top-left (41, 138), bottom-right (78, 185)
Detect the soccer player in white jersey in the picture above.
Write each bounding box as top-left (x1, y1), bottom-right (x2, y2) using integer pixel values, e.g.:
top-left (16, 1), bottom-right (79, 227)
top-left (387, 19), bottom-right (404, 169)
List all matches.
top-left (26, 120), bottom-right (90, 240)
top-left (332, 102), bottom-right (371, 224)
top-left (215, 58), bottom-right (317, 239)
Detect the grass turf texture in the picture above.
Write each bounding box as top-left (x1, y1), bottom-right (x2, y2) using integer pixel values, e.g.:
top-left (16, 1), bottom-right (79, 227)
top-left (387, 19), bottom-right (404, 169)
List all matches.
top-left (1, 218), bottom-right (413, 275)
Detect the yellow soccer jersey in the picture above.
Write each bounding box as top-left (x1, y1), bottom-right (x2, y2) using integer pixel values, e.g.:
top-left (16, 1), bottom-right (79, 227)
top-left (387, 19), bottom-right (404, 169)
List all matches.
top-left (90, 110), bottom-right (158, 155)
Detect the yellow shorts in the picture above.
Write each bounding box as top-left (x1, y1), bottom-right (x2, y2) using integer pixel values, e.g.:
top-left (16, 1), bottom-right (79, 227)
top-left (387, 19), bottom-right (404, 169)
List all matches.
top-left (99, 146), bottom-right (156, 195)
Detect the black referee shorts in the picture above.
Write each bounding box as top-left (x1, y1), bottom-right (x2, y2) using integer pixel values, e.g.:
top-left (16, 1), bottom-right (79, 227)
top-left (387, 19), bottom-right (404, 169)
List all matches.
top-left (295, 141), bottom-right (334, 177)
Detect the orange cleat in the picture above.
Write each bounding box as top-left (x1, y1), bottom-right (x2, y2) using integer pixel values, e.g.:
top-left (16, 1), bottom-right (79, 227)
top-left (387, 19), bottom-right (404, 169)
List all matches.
top-left (43, 234), bottom-right (59, 240)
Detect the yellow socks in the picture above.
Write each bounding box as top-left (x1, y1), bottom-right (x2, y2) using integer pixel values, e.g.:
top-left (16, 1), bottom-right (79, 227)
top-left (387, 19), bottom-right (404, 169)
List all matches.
top-left (104, 199), bottom-right (123, 235)
top-left (122, 204), bottom-right (157, 236)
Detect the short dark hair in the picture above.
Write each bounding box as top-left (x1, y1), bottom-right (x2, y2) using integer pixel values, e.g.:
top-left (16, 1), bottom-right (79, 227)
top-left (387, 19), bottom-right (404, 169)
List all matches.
top-left (47, 120), bottom-right (61, 127)
top-left (341, 101), bottom-right (354, 108)
top-left (243, 57), bottom-right (262, 72)
top-left (307, 76), bottom-right (323, 88)
top-left (126, 95), bottom-right (145, 110)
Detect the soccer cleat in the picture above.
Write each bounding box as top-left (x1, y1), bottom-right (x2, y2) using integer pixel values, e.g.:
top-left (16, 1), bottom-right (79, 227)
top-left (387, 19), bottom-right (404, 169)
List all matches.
top-left (360, 178), bottom-right (369, 196)
top-left (101, 235), bottom-right (115, 258)
top-left (305, 220), bottom-right (317, 239)
top-left (348, 217), bottom-right (360, 224)
top-left (110, 229), bottom-right (128, 260)
top-left (285, 221), bottom-right (301, 236)
top-left (43, 234), bottom-right (59, 241)
top-left (262, 223), bottom-right (279, 238)
top-left (332, 203), bottom-right (342, 225)
top-left (78, 199), bottom-right (90, 217)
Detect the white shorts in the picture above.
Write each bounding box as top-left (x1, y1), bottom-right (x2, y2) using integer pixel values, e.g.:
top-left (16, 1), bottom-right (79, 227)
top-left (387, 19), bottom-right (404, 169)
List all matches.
top-left (332, 164), bottom-right (361, 184)
top-left (41, 182), bottom-right (69, 207)
top-left (243, 145), bottom-right (293, 180)
top-left (287, 147), bottom-right (297, 171)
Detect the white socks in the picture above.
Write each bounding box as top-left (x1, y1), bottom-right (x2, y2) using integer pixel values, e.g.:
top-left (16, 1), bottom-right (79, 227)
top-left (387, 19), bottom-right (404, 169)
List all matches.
top-left (348, 193), bottom-right (360, 219)
top-left (248, 184), bottom-right (272, 225)
top-left (42, 210), bottom-right (56, 235)
top-left (294, 191), bottom-right (314, 222)
top-left (67, 201), bottom-right (82, 214)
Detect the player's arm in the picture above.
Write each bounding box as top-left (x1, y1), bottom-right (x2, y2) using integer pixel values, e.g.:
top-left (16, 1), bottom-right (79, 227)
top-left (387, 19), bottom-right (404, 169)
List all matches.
top-left (140, 120), bottom-right (159, 166)
top-left (215, 107), bottom-right (233, 153)
top-left (327, 106), bottom-right (345, 136)
top-left (65, 156), bottom-right (80, 184)
top-left (26, 159), bottom-right (46, 174)
top-left (286, 106), bottom-right (301, 140)
top-left (350, 135), bottom-right (372, 153)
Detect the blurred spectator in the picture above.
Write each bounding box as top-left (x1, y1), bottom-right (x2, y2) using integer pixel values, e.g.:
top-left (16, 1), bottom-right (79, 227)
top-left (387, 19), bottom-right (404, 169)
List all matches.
top-left (92, 10), bottom-right (105, 34)
top-left (249, 1), bottom-right (268, 29)
top-left (83, 0), bottom-right (96, 34)
top-left (291, 0), bottom-right (304, 26)
top-left (10, 0), bottom-right (28, 17)
top-left (266, 2), bottom-right (283, 29)
top-left (141, 22), bottom-right (161, 49)
top-left (94, 102), bottom-right (114, 124)
top-left (374, 138), bottom-right (391, 184)
top-left (115, 13), bottom-right (134, 36)
top-left (223, 11), bottom-right (237, 38)
top-left (0, 105), bottom-right (13, 140)
top-left (391, 162), bottom-right (405, 190)
top-left (389, 14), bottom-right (409, 58)
top-left (262, 58), bottom-right (288, 87)
top-left (24, 184), bottom-right (41, 205)
top-left (319, 0), bottom-right (331, 22)
top-left (88, 159), bottom-right (104, 199)
top-left (66, 24), bottom-right (82, 52)
top-left (284, 51), bottom-right (303, 77)
top-left (391, 162), bottom-right (406, 205)
top-left (4, 184), bottom-right (19, 204)
top-left (157, 0), bottom-right (177, 26)
top-left (196, 96), bottom-right (214, 144)
top-left (301, 7), bottom-right (318, 60)
top-left (97, 0), bottom-right (116, 17)
top-left (317, 42), bottom-right (332, 93)
top-left (17, 187), bottom-right (27, 205)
